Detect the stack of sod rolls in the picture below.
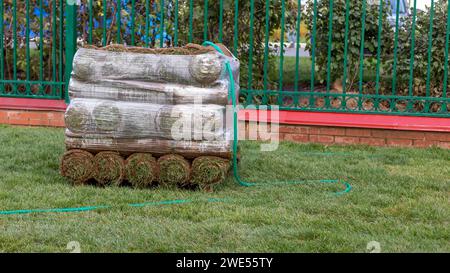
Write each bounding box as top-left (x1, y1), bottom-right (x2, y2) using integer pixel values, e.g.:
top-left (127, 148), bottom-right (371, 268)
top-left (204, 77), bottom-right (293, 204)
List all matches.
top-left (61, 44), bottom-right (239, 191)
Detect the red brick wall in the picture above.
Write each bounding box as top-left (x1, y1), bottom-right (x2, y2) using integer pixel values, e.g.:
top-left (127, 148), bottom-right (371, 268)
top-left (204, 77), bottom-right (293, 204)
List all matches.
top-left (0, 109), bottom-right (65, 127)
top-left (239, 121), bottom-right (450, 149)
top-left (0, 108), bottom-right (449, 149)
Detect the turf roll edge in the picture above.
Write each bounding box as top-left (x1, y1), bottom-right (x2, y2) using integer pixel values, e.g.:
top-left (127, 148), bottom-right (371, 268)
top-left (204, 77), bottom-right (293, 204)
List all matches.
top-left (125, 153), bottom-right (159, 188)
top-left (190, 156), bottom-right (231, 190)
top-left (93, 151), bottom-right (125, 186)
top-left (157, 154), bottom-right (191, 187)
top-left (60, 149), bottom-right (95, 185)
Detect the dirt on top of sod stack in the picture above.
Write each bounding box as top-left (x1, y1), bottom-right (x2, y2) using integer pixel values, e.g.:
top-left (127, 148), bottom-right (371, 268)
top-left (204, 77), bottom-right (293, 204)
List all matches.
top-left (157, 154), bottom-right (191, 187)
top-left (190, 156), bottom-right (231, 190)
top-left (83, 43), bottom-right (215, 55)
top-left (93, 151), bottom-right (125, 186)
top-left (60, 149), bottom-right (95, 185)
top-left (125, 153), bottom-right (159, 188)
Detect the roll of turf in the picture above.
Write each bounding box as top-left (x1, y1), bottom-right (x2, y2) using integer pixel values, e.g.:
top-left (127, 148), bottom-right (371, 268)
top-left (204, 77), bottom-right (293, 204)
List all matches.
top-left (125, 153), bottom-right (159, 188)
top-left (71, 45), bottom-right (240, 87)
top-left (93, 151), bottom-right (125, 186)
top-left (190, 156), bottom-right (231, 190)
top-left (60, 149), bottom-right (94, 185)
top-left (157, 154), bottom-right (191, 187)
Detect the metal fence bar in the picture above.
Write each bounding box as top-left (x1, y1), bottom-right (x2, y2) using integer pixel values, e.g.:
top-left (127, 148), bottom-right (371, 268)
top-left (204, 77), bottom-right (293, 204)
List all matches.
top-left (188, 0), bottom-right (194, 43)
top-left (103, 0), bottom-right (107, 46)
top-left (0, 2), bottom-right (3, 94)
top-left (39, 0), bottom-right (44, 95)
top-left (262, 0), bottom-right (270, 104)
top-left (425, 0), bottom-right (435, 107)
top-left (174, 0), bottom-right (179, 46)
top-left (219, 0), bottom-right (223, 43)
top-left (26, 0), bottom-right (31, 95)
top-left (160, 0), bottom-right (165, 47)
top-left (145, 0), bottom-right (150, 47)
top-left (375, 0), bottom-right (384, 99)
top-left (309, 0), bottom-right (318, 106)
top-left (89, 0), bottom-right (93, 44)
top-left (443, 0), bottom-right (450, 99)
top-left (325, 0), bottom-right (334, 109)
top-left (116, 0), bottom-right (121, 44)
top-left (60, 0), bottom-right (64, 98)
top-left (341, 0), bottom-right (350, 99)
top-left (248, 0), bottom-right (255, 91)
top-left (408, 0), bottom-right (418, 101)
top-left (358, 0), bottom-right (367, 107)
top-left (391, 0), bottom-right (401, 99)
top-left (278, 0), bottom-right (286, 99)
top-left (12, 0), bottom-right (17, 93)
top-left (203, 0), bottom-right (209, 42)
top-left (65, 1), bottom-right (77, 103)
top-left (233, 0), bottom-right (238, 56)
top-left (294, 0), bottom-right (301, 94)
top-left (131, 0), bottom-right (136, 46)
top-left (52, 0), bottom-right (57, 96)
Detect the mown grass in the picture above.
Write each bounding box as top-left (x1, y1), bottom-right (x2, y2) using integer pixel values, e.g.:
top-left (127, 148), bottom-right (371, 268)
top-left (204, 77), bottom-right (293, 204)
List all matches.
top-left (0, 125), bottom-right (449, 253)
top-left (271, 57), bottom-right (381, 87)
top-left (269, 57), bottom-right (313, 86)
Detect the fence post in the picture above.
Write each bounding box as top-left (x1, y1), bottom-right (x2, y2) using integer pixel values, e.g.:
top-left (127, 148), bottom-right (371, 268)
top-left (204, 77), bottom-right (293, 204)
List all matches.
top-left (65, 0), bottom-right (78, 103)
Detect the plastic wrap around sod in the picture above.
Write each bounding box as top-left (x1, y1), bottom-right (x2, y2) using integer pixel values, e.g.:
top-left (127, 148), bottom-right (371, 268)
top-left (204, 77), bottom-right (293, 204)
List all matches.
top-left (61, 44), bottom-right (239, 191)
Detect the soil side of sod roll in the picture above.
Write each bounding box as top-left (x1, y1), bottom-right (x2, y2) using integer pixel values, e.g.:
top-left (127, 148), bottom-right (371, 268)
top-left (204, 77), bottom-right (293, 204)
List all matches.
top-left (60, 149), bottom-right (95, 185)
top-left (93, 151), bottom-right (125, 186)
top-left (125, 153), bottom-right (159, 188)
top-left (157, 154), bottom-right (191, 187)
top-left (190, 156), bottom-right (231, 191)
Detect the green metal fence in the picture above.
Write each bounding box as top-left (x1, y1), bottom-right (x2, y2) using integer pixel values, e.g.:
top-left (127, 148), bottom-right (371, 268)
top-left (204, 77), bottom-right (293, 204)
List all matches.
top-left (1, 0), bottom-right (450, 117)
top-left (0, 0), bottom-right (67, 100)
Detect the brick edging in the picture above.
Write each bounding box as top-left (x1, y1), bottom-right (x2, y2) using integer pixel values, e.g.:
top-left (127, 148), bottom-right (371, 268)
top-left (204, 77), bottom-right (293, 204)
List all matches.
top-left (0, 109), bottom-right (65, 127)
top-left (239, 121), bottom-right (450, 149)
top-left (1, 108), bottom-right (449, 149)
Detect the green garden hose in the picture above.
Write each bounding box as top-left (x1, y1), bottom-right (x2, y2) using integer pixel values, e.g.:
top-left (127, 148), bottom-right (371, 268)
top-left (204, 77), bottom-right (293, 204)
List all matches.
top-left (0, 199), bottom-right (225, 215)
top-left (0, 42), bottom-right (351, 216)
top-left (202, 41), bottom-right (352, 195)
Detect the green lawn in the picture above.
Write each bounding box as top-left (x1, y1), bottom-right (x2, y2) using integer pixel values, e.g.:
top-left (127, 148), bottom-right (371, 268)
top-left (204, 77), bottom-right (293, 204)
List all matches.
top-left (269, 57), bottom-right (312, 86)
top-left (271, 57), bottom-right (381, 87)
top-left (0, 125), bottom-right (449, 252)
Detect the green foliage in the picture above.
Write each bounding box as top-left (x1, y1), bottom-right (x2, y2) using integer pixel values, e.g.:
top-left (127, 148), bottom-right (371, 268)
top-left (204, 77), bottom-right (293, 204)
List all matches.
top-left (390, 1), bottom-right (450, 98)
top-left (78, 0), bottom-right (175, 48)
top-left (303, 0), bottom-right (450, 103)
top-left (176, 0), bottom-right (298, 90)
top-left (1, 1), bottom-right (62, 84)
top-left (303, 0), bottom-right (393, 91)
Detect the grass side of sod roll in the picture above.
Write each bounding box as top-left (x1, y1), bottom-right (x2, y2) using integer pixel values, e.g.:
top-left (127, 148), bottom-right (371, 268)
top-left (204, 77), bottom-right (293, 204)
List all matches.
top-left (0, 125), bottom-right (449, 252)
